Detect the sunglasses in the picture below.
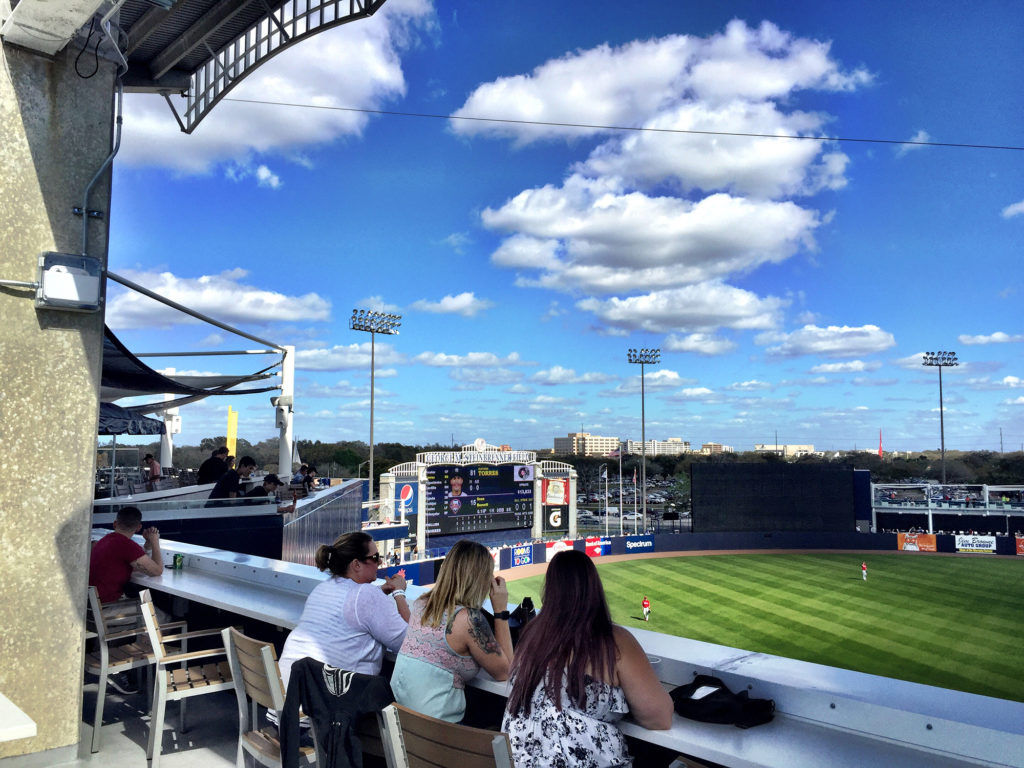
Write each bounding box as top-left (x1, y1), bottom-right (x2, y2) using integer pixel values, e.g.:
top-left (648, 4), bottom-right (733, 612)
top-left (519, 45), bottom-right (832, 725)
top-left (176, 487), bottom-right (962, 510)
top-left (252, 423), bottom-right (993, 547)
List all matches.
top-left (362, 553), bottom-right (382, 564)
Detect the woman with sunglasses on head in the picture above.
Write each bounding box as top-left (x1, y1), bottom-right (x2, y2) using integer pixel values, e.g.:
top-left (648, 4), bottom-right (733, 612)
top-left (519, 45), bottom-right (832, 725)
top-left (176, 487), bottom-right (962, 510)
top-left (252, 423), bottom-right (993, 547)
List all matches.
top-left (391, 539), bottom-right (513, 723)
top-left (279, 531), bottom-right (409, 689)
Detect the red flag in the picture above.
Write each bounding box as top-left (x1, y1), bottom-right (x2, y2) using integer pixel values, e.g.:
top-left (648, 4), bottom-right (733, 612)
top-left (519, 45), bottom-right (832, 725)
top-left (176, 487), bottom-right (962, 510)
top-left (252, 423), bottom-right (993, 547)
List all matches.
top-left (878, 429), bottom-right (883, 458)
top-left (632, 467), bottom-right (637, 483)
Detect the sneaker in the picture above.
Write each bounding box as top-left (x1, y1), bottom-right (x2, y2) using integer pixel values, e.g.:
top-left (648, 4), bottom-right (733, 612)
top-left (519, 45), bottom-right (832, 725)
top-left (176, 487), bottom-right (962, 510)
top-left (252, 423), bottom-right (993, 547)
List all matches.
top-left (107, 671), bottom-right (139, 695)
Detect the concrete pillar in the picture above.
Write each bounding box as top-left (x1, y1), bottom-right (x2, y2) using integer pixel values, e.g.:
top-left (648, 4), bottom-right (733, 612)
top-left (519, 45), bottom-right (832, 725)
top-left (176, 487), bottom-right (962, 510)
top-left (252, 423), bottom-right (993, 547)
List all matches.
top-left (0, 42), bottom-right (116, 761)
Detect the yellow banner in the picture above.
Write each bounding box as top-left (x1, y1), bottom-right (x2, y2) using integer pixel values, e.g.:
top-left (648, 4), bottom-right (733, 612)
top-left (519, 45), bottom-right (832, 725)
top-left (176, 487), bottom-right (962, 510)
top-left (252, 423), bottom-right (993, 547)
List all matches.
top-left (226, 406), bottom-right (238, 457)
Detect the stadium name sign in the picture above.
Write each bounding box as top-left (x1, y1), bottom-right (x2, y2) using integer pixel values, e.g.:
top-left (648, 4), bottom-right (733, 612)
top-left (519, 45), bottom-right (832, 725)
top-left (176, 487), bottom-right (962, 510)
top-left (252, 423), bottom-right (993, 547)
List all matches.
top-left (955, 534), bottom-right (997, 553)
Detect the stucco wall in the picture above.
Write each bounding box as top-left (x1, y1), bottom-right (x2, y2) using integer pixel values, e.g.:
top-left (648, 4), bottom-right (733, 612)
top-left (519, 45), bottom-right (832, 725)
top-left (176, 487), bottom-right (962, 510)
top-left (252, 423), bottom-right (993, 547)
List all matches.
top-left (0, 43), bottom-right (114, 758)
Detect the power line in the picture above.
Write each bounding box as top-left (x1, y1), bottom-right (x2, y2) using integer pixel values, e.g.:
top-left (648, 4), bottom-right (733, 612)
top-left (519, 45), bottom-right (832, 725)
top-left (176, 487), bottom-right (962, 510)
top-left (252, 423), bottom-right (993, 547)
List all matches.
top-left (222, 97), bottom-right (1024, 152)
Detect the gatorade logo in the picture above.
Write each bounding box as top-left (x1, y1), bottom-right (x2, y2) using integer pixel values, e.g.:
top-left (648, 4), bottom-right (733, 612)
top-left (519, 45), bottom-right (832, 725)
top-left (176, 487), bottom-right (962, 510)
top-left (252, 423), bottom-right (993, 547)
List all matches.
top-left (548, 510), bottom-right (562, 527)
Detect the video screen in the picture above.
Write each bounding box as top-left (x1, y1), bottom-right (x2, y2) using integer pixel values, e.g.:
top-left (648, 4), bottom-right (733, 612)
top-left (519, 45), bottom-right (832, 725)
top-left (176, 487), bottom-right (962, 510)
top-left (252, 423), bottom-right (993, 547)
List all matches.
top-left (425, 463), bottom-right (535, 535)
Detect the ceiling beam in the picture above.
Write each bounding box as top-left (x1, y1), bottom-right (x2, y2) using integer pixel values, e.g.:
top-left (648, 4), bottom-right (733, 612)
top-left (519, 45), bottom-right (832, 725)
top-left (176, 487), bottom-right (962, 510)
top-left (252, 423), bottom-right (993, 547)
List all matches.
top-left (148, 0), bottom-right (253, 80)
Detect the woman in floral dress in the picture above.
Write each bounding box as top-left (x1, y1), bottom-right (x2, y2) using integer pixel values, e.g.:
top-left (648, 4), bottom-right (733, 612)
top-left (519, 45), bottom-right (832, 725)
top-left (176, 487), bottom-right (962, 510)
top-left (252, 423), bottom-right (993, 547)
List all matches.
top-left (502, 550), bottom-right (673, 767)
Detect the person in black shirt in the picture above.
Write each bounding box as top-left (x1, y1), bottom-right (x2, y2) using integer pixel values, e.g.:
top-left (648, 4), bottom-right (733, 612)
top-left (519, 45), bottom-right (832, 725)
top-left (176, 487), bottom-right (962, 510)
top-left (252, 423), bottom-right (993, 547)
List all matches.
top-left (209, 456), bottom-right (256, 499)
top-left (245, 473), bottom-right (296, 513)
top-left (197, 446), bottom-right (229, 485)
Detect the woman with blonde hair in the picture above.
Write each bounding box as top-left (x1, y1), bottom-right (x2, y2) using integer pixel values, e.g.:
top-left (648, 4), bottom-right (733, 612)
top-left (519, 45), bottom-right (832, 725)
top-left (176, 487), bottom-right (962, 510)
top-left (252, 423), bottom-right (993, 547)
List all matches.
top-left (391, 538), bottom-right (513, 722)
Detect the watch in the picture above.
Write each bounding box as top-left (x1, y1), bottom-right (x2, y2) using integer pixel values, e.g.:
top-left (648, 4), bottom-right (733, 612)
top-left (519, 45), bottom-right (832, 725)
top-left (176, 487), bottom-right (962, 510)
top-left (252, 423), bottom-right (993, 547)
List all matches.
top-left (493, 610), bottom-right (510, 621)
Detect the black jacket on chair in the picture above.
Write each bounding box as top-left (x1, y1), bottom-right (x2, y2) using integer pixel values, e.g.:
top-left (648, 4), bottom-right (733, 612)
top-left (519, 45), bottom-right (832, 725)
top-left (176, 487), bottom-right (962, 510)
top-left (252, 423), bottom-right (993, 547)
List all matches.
top-left (281, 657), bottom-right (394, 768)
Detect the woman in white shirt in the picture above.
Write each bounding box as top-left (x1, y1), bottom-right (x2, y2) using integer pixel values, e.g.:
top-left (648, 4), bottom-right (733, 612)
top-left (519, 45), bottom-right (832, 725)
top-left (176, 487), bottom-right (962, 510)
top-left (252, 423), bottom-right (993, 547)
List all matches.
top-left (279, 531), bottom-right (410, 689)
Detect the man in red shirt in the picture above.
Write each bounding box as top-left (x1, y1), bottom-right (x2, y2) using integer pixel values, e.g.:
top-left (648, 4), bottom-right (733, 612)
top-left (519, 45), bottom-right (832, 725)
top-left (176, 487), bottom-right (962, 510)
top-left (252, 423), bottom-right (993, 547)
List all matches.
top-left (642, 595), bottom-right (651, 622)
top-left (89, 507), bottom-right (164, 603)
top-left (861, 561), bottom-right (867, 581)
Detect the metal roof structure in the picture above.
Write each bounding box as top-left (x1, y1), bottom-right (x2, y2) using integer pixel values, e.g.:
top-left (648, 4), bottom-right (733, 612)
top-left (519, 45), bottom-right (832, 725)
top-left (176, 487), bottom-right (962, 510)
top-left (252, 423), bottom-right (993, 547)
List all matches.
top-left (2, 0), bottom-right (386, 131)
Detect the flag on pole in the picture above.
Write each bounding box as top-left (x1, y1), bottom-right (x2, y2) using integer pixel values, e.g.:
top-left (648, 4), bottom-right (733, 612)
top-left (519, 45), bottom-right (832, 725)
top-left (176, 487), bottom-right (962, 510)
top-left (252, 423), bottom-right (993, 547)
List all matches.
top-left (600, 465), bottom-right (608, 480)
top-left (878, 429), bottom-right (883, 458)
top-left (632, 467), bottom-right (637, 484)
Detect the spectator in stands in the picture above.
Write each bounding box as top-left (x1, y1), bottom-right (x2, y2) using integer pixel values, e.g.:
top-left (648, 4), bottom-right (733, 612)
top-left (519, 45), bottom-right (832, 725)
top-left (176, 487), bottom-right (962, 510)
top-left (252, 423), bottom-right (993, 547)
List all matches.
top-left (245, 473), bottom-right (295, 513)
top-left (292, 464), bottom-right (308, 484)
top-left (503, 549), bottom-right (671, 766)
top-left (209, 455), bottom-right (257, 500)
top-left (303, 465), bottom-right (318, 493)
top-left (391, 539), bottom-right (512, 723)
top-left (197, 446), bottom-right (229, 485)
top-left (89, 506), bottom-right (163, 603)
top-left (143, 453), bottom-right (161, 481)
top-left (225, 455), bottom-right (236, 472)
top-left (278, 531), bottom-right (409, 689)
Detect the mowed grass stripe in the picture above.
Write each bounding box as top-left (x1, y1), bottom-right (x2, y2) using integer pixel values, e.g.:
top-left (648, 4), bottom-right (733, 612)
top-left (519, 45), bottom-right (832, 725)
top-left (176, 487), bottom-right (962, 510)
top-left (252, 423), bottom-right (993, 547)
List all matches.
top-left (505, 553), bottom-right (1024, 702)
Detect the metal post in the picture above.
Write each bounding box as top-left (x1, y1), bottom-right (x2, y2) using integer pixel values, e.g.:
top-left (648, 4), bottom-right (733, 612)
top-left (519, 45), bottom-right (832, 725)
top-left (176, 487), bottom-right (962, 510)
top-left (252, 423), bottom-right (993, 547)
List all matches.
top-left (277, 345), bottom-right (294, 477)
top-left (922, 351), bottom-right (958, 486)
top-left (350, 311), bottom-right (401, 519)
top-left (627, 348), bottom-right (660, 533)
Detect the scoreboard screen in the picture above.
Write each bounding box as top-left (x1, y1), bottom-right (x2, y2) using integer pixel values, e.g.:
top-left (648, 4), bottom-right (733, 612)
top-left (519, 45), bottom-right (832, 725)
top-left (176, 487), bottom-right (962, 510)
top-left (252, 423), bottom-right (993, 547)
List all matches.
top-left (425, 463), bottom-right (535, 535)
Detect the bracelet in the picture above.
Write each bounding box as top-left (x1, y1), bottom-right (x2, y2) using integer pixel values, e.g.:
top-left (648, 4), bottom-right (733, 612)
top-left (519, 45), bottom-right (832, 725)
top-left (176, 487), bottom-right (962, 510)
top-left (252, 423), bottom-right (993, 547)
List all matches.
top-left (391, 589), bottom-right (406, 599)
top-left (493, 610), bottom-right (510, 621)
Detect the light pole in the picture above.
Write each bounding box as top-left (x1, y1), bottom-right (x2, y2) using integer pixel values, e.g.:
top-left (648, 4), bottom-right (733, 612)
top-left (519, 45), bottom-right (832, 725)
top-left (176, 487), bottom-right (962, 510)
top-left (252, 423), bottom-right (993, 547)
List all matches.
top-left (350, 310), bottom-right (401, 515)
top-left (627, 347), bottom-right (660, 529)
top-left (922, 350), bottom-right (958, 484)
top-left (599, 463), bottom-right (608, 537)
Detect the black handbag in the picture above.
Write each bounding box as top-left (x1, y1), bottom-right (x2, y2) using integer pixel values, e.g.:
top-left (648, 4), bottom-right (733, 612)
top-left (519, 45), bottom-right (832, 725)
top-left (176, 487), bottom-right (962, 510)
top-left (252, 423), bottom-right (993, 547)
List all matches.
top-left (670, 674), bottom-right (775, 729)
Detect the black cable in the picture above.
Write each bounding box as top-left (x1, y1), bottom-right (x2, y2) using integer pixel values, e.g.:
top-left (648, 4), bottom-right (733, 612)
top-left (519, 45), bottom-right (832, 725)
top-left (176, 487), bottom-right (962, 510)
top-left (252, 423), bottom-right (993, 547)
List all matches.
top-left (74, 17), bottom-right (103, 79)
top-left (221, 97), bottom-right (1024, 152)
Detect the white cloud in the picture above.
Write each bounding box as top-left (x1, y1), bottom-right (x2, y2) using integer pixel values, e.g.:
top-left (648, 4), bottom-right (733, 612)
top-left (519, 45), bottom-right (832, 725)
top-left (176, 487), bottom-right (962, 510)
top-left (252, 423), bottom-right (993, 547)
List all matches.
top-left (451, 21), bottom-right (870, 143)
top-left (1005, 396), bottom-right (1024, 406)
top-left (727, 380), bottom-right (772, 391)
top-left (893, 352), bottom-right (926, 370)
top-left (958, 331), bottom-right (1024, 345)
top-left (199, 333), bottom-right (225, 347)
top-left (450, 367), bottom-right (523, 387)
top-left (118, 0), bottom-right (435, 173)
top-left (676, 387), bottom-right (715, 399)
top-left (609, 369), bottom-right (693, 396)
top-left (967, 376), bottom-right (1024, 391)
top-left (810, 360), bottom-right (882, 373)
top-left (1001, 200), bottom-right (1024, 219)
top-left (664, 332), bottom-right (737, 356)
top-left (895, 129), bottom-right (931, 157)
top-left (531, 366), bottom-right (615, 385)
top-left (484, 179), bottom-right (821, 295)
top-left (410, 292), bottom-right (494, 316)
top-left (256, 165), bottom-right (281, 189)
top-left (354, 296), bottom-right (403, 313)
top-left (442, 232), bottom-right (472, 253)
top-left (106, 268), bottom-right (330, 329)
top-left (578, 282), bottom-right (785, 334)
top-left (295, 341), bottom-right (403, 371)
top-left (764, 324), bottom-right (895, 358)
top-left (414, 351), bottom-right (524, 367)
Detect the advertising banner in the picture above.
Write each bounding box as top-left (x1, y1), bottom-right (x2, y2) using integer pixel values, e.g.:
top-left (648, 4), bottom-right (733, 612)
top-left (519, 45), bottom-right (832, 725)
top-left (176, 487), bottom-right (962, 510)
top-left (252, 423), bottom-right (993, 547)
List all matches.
top-left (896, 533), bottom-right (937, 552)
top-left (546, 539), bottom-right (573, 561)
top-left (543, 478), bottom-right (569, 506)
top-left (585, 536), bottom-right (611, 558)
top-left (1016, 536), bottom-right (1024, 556)
top-left (956, 534), bottom-right (997, 553)
top-left (395, 482), bottom-right (417, 521)
top-left (624, 535), bottom-right (656, 554)
top-left (512, 543), bottom-right (533, 567)
top-left (544, 505), bottom-right (568, 532)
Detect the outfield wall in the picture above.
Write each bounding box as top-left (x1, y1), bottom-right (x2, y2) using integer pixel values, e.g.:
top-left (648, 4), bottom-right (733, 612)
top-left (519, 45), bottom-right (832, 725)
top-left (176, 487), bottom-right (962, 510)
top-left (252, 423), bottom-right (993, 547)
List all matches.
top-left (493, 530), bottom-right (1021, 571)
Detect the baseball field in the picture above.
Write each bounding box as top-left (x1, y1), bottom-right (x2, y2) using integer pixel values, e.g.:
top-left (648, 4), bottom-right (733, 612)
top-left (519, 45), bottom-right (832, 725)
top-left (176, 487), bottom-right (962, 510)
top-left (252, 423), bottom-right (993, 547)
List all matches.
top-left (504, 551), bottom-right (1024, 702)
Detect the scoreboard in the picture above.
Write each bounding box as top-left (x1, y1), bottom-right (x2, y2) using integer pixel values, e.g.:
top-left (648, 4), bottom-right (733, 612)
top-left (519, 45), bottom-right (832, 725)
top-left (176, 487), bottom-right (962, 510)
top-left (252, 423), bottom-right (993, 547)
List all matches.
top-left (425, 463), bottom-right (535, 535)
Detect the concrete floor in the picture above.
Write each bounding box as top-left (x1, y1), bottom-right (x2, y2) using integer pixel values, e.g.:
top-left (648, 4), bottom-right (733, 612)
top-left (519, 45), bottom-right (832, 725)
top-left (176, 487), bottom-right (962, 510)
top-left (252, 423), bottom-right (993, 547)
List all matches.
top-left (74, 675), bottom-right (238, 768)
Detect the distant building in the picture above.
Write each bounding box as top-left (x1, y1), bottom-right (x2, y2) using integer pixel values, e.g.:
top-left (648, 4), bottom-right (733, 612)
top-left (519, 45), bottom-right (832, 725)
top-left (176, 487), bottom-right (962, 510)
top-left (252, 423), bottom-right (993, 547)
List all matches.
top-left (624, 437), bottom-right (691, 456)
top-left (753, 443), bottom-right (817, 459)
top-left (553, 432), bottom-right (621, 456)
top-left (700, 442), bottom-right (734, 454)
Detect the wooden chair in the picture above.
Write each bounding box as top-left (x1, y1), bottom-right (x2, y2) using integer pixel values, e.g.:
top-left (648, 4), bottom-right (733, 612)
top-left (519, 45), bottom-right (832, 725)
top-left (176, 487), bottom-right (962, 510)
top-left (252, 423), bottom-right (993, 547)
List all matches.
top-left (83, 587), bottom-right (187, 753)
top-left (139, 589), bottom-right (234, 768)
top-left (380, 703), bottom-right (514, 768)
top-left (221, 626), bottom-right (316, 768)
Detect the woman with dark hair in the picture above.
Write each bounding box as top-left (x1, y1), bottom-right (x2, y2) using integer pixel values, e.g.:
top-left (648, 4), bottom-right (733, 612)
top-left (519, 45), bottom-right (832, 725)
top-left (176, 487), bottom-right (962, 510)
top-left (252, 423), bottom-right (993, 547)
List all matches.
top-left (502, 549), bottom-right (672, 767)
top-left (391, 539), bottom-right (513, 722)
top-left (278, 531), bottom-right (409, 689)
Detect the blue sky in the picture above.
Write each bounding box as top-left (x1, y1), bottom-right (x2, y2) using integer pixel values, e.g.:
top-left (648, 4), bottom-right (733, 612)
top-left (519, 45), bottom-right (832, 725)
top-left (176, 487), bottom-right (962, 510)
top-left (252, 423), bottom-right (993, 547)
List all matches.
top-left (107, 0), bottom-right (1024, 455)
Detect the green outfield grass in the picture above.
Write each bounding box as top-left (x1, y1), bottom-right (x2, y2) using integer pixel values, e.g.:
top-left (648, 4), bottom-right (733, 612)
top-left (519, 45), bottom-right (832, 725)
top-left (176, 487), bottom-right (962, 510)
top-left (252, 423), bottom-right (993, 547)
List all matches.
top-left (505, 552), bottom-right (1024, 702)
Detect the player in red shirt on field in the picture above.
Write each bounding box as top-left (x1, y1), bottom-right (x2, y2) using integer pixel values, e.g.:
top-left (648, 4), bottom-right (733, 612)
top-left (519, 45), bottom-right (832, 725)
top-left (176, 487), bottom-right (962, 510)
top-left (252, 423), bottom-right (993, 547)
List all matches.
top-left (641, 595), bottom-right (651, 621)
top-left (861, 561), bottom-right (867, 581)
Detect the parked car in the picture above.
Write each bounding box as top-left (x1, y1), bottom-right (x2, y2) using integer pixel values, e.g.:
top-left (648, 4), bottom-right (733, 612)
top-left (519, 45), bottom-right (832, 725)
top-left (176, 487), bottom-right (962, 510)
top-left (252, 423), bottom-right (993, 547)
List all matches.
top-left (621, 512), bottom-right (642, 521)
top-left (577, 514), bottom-right (602, 526)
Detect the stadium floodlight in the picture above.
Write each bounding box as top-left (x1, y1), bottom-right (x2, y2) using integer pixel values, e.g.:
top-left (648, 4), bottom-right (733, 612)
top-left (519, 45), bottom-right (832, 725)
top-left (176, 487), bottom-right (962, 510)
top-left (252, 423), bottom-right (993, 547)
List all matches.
top-left (350, 309), bottom-right (402, 514)
top-left (627, 348), bottom-right (661, 528)
top-left (922, 350), bottom-right (959, 485)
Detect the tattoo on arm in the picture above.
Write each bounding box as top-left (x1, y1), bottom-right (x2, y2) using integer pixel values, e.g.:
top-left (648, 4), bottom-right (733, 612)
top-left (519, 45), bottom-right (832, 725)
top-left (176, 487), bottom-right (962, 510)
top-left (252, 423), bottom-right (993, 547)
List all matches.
top-left (467, 608), bottom-right (500, 655)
